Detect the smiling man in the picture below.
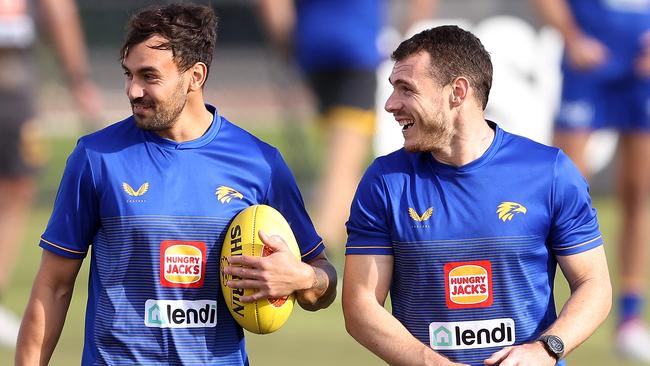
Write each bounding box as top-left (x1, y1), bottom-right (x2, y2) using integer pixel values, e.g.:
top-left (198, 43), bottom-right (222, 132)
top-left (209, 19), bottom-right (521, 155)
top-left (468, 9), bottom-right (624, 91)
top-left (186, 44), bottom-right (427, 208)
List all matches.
top-left (342, 25), bottom-right (611, 366)
top-left (15, 3), bottom-right (336, 365)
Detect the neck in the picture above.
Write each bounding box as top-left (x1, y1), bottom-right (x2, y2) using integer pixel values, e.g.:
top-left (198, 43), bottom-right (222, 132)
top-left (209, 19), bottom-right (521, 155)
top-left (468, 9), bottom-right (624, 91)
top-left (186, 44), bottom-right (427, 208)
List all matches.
top-left (430, 111), bottom-right (494, 167)
top-left (156, 95), bottom-right (213, 142)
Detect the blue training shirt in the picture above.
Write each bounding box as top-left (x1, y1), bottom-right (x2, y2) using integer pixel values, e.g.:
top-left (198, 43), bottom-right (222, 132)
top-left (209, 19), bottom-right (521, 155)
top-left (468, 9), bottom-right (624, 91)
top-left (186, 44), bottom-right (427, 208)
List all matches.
top-left (40, 105), bottom-right (325, 365)
top-left (346, 122), bottom-right (602, 366)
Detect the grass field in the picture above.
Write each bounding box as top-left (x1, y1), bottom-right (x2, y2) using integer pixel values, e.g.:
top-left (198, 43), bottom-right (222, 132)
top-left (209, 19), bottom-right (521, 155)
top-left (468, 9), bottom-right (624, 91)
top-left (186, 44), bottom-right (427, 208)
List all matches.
top-left (0, 134), bottom-right (648, 365)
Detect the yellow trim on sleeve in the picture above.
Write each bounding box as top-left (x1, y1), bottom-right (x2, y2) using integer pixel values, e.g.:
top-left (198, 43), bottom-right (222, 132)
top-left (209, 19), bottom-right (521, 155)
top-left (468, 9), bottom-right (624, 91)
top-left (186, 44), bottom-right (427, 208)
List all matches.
top-left (301, 241), bottom-right (324, 258)
top-left (346, 245), bottom-right (393, 250)
top-left (40, 237), bottom-right (87, 254)
top-left (555, 235), bottom-right (602, 251)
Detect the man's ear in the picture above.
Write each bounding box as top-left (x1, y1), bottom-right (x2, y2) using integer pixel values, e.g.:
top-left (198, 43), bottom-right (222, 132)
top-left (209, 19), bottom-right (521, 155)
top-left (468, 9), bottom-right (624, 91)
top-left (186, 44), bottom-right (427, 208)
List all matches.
top-left (188, 62), bottom-right (208, 91)
top-left (450, 76), bottom-right (470, 107)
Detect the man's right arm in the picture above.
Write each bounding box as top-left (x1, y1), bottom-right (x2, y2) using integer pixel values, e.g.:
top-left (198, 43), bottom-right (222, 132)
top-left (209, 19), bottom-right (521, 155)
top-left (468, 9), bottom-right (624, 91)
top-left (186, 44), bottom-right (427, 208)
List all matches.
top-left (342, 254), bottom-right (467, 366)
top-left (16, 250), bottom-right (83, 366)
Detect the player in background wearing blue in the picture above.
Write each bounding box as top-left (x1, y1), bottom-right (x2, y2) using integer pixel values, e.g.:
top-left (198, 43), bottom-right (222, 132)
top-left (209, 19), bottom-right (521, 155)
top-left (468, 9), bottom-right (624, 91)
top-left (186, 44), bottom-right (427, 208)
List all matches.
top-left (15, 4), bottom-right (336, 365)
top-left (342, 26), bottom-right (611, 366)
top-left (0, 0), bottom-right (102, 348)
top-left (257, 0), bottom-right (436, 255)
top-left (532, 0), bottom-right (650, 362)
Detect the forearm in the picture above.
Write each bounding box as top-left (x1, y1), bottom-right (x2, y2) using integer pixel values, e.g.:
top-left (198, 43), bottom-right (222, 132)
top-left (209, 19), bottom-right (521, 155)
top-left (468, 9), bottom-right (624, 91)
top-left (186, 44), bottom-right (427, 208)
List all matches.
top-left (39, 0), bottom-right (91, 86)
top-left (544, 279), bottom-right (611, 356)
top-left (531, 0), bottom-right (583, 43)
top-left (544, 265), bottom-right (612, 357)
top-left (344, 296), bottom-right (449, 366)
top-left (257, 0), bottom-right (294, 48)
top-left (15, 280), bottom-right (75, 365)
top-left (296, 258), bottom-right (337, 311)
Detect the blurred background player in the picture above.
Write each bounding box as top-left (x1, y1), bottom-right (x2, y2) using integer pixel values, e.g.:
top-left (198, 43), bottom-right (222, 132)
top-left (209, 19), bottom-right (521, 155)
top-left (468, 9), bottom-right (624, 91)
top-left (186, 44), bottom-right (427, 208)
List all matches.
top-left (257, 0), bottom-right (436, 255)
top-left (532, 0), bottom-right (650, 362)
top-left (0, 0), bottom-right (101, 348)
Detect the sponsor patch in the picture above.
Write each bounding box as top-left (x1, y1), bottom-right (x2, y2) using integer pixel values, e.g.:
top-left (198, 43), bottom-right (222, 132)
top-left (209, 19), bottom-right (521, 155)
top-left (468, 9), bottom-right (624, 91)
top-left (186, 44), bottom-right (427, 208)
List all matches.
top-left (444, 260), bottom-right (493, 309)
top-left (429, 318), bottom-right (515, 350)
top-left (160, 241), bottom-right (206, 288)
top-left (144, 299), bottom-right (217, 328)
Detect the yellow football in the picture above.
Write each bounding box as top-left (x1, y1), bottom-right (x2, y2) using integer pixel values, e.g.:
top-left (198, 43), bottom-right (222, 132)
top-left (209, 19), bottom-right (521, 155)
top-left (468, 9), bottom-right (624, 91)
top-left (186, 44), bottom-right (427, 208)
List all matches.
top-left (220, 204), bottom-right (301, 334)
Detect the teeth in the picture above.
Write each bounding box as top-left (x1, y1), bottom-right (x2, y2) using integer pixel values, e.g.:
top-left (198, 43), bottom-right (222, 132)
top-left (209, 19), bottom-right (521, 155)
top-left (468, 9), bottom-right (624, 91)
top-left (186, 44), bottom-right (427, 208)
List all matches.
top-left (398, 120), bottom-right (413, 127)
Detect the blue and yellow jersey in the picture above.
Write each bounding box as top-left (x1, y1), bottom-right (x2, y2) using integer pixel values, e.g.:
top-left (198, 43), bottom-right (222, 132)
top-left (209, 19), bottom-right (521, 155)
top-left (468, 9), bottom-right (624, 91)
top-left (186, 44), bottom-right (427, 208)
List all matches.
top-left (294, 0), bottom-right (384, 72)
top-left (345, 122), bottom-right (601, 366)
top-left (40, 105), bottom-right (325, 365)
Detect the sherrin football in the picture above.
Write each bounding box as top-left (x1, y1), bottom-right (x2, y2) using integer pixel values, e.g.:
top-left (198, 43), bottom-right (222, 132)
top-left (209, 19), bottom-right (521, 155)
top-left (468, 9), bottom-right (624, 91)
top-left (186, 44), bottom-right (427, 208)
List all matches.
top-left (220, 204), bottom-right (301, 334)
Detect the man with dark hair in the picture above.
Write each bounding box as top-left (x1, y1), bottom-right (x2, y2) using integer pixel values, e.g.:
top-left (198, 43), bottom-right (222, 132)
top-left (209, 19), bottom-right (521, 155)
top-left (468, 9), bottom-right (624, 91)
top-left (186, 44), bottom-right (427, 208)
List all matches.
top-left (342, 25), bottom-right (611, 365)
top-left (16, 3), bottom-right (336, 365)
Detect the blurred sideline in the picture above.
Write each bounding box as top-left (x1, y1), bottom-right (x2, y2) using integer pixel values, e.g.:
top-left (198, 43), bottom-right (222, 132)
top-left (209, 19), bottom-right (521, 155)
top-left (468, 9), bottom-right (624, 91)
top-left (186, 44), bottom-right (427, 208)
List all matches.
top-left (37, 46), bottom-right (314, 136)
top-left (36, 14), bottom-right (617, 195)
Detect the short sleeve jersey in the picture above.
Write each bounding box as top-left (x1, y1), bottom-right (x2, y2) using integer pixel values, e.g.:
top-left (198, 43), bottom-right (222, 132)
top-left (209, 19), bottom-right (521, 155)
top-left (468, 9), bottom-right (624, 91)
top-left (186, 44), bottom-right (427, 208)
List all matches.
top-left (346, 123), bottom-right (602, 366)
top-left (40, 105), bottom-right (325, 365)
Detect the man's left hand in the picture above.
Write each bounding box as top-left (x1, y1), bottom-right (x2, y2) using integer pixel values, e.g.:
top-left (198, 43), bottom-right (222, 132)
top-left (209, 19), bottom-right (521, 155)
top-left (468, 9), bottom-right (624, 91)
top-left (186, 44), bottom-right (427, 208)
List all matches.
top-left (484, 342), bottom-right (556, 366)
top-left (223, 230), bottom-right (315, 303)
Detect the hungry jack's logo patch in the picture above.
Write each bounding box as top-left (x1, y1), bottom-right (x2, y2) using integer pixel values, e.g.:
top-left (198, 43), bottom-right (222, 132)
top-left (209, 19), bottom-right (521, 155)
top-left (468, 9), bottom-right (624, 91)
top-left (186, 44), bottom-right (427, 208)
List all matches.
top-left (444, 260), bottom-right (493, 309)
top-left (160, 241), bottom-right (206, 288)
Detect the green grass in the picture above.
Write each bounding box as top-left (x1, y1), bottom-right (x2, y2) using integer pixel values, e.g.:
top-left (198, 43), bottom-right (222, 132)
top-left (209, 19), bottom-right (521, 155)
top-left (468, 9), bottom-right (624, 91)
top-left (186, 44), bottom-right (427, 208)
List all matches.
top-left (0, 134), bottom-right (648, 365)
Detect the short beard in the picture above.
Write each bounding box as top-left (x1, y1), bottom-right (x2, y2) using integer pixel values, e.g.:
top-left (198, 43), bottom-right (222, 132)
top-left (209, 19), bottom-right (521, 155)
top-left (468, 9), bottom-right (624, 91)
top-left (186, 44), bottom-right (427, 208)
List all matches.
top-left (404, 111), bottom-right (452, 153)
top-left (133, 78), bottom-right (187, 131)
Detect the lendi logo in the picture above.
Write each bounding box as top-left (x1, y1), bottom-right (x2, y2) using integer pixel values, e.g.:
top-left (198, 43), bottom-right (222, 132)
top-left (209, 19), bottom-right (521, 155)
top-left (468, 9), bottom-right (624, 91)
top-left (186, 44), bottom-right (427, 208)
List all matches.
top-left (123, 182), bottom-right (149, 197)
top-left (429, 318), bottom-right (515, 350)
top-left (215, 185), bottom-right (243, 204)
top-left (144, 299), bottom-right (217, 328)
top-left (409, 207), bottom-right (433, 222)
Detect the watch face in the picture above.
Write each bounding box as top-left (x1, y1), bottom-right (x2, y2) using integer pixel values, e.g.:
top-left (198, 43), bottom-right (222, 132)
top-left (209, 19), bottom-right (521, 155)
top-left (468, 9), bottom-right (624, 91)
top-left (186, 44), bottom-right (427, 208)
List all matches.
top-left (547, 336), bottom-right (564, 353)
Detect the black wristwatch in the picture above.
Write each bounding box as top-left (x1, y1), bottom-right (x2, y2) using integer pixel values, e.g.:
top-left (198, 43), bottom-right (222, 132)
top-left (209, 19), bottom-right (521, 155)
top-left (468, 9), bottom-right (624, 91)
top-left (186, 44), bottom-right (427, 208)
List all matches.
top-left (537, 335), bottom-right (564, 361)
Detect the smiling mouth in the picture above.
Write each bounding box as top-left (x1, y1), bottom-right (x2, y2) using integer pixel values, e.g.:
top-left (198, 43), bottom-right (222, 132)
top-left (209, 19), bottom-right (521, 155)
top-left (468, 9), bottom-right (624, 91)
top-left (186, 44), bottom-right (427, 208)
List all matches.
top-left (399, 120), bottom-right (414, 131)
top-left (132, 104), bottom-right (153, 114)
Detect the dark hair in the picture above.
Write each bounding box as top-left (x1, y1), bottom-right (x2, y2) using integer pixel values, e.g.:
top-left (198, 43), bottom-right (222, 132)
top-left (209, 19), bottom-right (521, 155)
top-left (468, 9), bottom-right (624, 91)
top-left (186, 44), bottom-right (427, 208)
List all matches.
top-left (392, 25), bottom-right (492, 110)
top-left (120, 3), bottom-right (217, 78)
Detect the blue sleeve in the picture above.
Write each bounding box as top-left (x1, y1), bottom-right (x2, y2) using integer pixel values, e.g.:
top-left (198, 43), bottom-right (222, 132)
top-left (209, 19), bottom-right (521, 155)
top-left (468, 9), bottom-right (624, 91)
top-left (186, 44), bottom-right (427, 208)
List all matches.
top-left (345, 160), bottom-right (393, 255)
top-left (39, 140), bottom-right (100, 259)
top-left (549, 151), bottom-right (603, 256)
top-left (265, 149), bottom-right (324, 262)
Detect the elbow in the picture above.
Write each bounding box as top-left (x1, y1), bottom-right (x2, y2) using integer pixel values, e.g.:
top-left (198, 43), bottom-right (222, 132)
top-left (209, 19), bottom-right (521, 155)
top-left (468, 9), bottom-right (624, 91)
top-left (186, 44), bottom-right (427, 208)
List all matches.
top-left (342, 290), bottom-right (359, 338)
top-left (594, 270), bottom-right (613, 323)
top-left (602, 279), bottom-right (613, 321)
